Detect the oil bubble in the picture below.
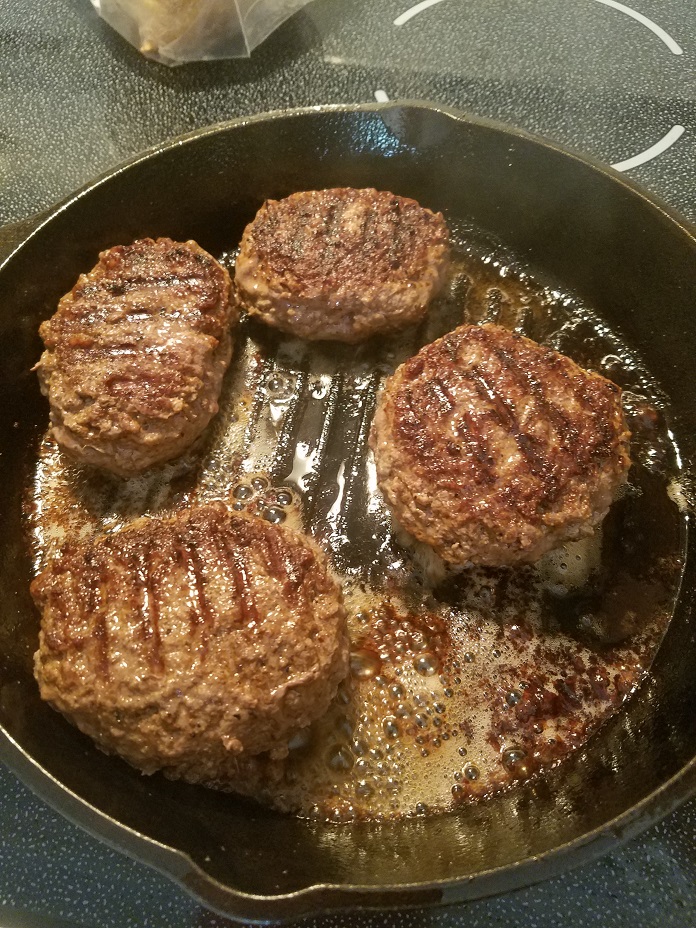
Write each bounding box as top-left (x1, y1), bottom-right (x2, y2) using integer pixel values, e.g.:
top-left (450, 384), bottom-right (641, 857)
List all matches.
top-left (502, 747), bottom-right (527, 771)
top-left (464, 764), bottom-right (480, 781)
top-left (265, 374), bottom-right (284, 391)
top-left (383, 717), bottom-right (400, 738)
top-left (327, 745), bottom-right (354, 772)
top-left (265, 373), bottom-right (295, 398)
top-left (251, 476), bottom-right (269, 491)
top-left (414, 654), bottom-right (439, 676)
top-left (262, 506), bottom-right (286, 524)
top-left (506, 691), bottom-right (522, 706)
top-left (350, 649), bottom-right (381, 679)
top-left (275, 489), bottom-right (293, 506)
top-left (233, 484), bottom-right (253, 500)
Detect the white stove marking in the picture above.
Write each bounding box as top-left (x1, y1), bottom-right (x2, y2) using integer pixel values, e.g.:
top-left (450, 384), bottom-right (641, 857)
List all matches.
top-left (394, 0), bottom-right (448, 27)
top-left (592, 0), bottom-right (683, 55)
top-left (374, 90), bottom-right (390, 102)
top-left (611, 124), bottom-right (685, 171)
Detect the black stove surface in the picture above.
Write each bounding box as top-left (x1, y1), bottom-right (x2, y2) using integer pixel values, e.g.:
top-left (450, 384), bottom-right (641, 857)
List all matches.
top-left (4, 0), bottom-right (696, 223)
top-left (1, 0), bottom-right (696, 925)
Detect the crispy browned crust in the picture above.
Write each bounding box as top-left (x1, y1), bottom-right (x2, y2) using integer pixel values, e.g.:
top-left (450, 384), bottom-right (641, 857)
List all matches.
top-left (369, 323), bottom-right (632, 566)
top-left (235, 188), bottom-right (450, 342)
top-left (31, 503), bottom-right (349, 785)
top-left (36, 238), bottom-right (237, 477)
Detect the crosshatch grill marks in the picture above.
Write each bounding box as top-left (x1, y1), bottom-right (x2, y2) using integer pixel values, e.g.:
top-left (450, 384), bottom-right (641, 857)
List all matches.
top-left (467, 365), bottom-right (560, 493)
top-left (477, 327), bottom-right (581, 447)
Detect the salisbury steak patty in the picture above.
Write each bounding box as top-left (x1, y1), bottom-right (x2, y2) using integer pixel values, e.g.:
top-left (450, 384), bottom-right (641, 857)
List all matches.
top-left (36, 238), bottom-right (237, 477)
top-left (31, 503), bottom-right (349, 787)
top-left (370, 323), bottom-right (631, 566)
top-left (235, 188), bottom-right (450, 342)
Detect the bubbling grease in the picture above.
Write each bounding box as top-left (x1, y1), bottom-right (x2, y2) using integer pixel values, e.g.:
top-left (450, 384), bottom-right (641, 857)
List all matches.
top-left (27, 228), bottom-right (686, 821)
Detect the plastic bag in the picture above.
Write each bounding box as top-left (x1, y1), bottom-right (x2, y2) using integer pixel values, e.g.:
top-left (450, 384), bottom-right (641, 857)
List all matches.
top-left (92, 0), bottom-right (315, 65)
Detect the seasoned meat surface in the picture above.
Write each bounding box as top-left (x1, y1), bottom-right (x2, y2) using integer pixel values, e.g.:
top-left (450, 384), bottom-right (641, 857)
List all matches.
top-left (370, 323), bottom-right (631, 566)
top-left (31, 503), bottom-right (349, 786)
top-left (36, 238), bottom-right (237, 477)
top-left (235, 188), bottom-right (450, 342)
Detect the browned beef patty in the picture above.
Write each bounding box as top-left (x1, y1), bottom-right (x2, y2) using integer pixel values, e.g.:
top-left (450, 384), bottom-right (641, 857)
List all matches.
top-left (369, 324), bottom-right (631, 566)
top-left (31, 503), bottom-right (349, 786)
top-left (36, 238), bottom-right (237, 477)
top-left (234, 188), bottom-right (450, 342)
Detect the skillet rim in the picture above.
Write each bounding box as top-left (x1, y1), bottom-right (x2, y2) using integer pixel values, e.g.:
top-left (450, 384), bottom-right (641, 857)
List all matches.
top-left (1, 100), bottom-right (696, 922)
top-left (3, 100), bottom-right (696, 257)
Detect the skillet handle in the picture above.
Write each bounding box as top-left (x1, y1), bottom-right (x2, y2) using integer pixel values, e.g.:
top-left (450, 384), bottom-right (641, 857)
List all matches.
top-left (0, 214), bottom-right (47, 265)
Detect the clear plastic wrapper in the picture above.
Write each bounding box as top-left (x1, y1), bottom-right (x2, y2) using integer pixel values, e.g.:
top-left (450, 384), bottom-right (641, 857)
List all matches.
top-left (92, 0), bottom-right (315, 64)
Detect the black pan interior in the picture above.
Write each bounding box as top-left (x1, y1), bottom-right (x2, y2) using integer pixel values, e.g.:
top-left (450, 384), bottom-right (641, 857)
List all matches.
top-left (1, 103), bottom-right (696, 922)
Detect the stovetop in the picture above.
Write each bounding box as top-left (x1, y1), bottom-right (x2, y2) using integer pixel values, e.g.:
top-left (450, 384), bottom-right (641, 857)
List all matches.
top-left (1, 0), bottom-right (696, 925)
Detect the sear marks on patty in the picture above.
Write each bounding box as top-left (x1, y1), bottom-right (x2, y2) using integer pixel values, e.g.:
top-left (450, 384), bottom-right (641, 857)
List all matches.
top-left (235, 188), bottom-right (450, 342)
top-left (36, 238), bottom-right (238, 478)
top-left (31, 502), bottom-right (349, 787)
top-left (370, 323), bottom-right (631, 566)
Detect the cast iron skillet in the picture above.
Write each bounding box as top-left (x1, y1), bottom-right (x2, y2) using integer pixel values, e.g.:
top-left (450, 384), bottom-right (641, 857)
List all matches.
top-left (1, 102), bottom-right (696, 923)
